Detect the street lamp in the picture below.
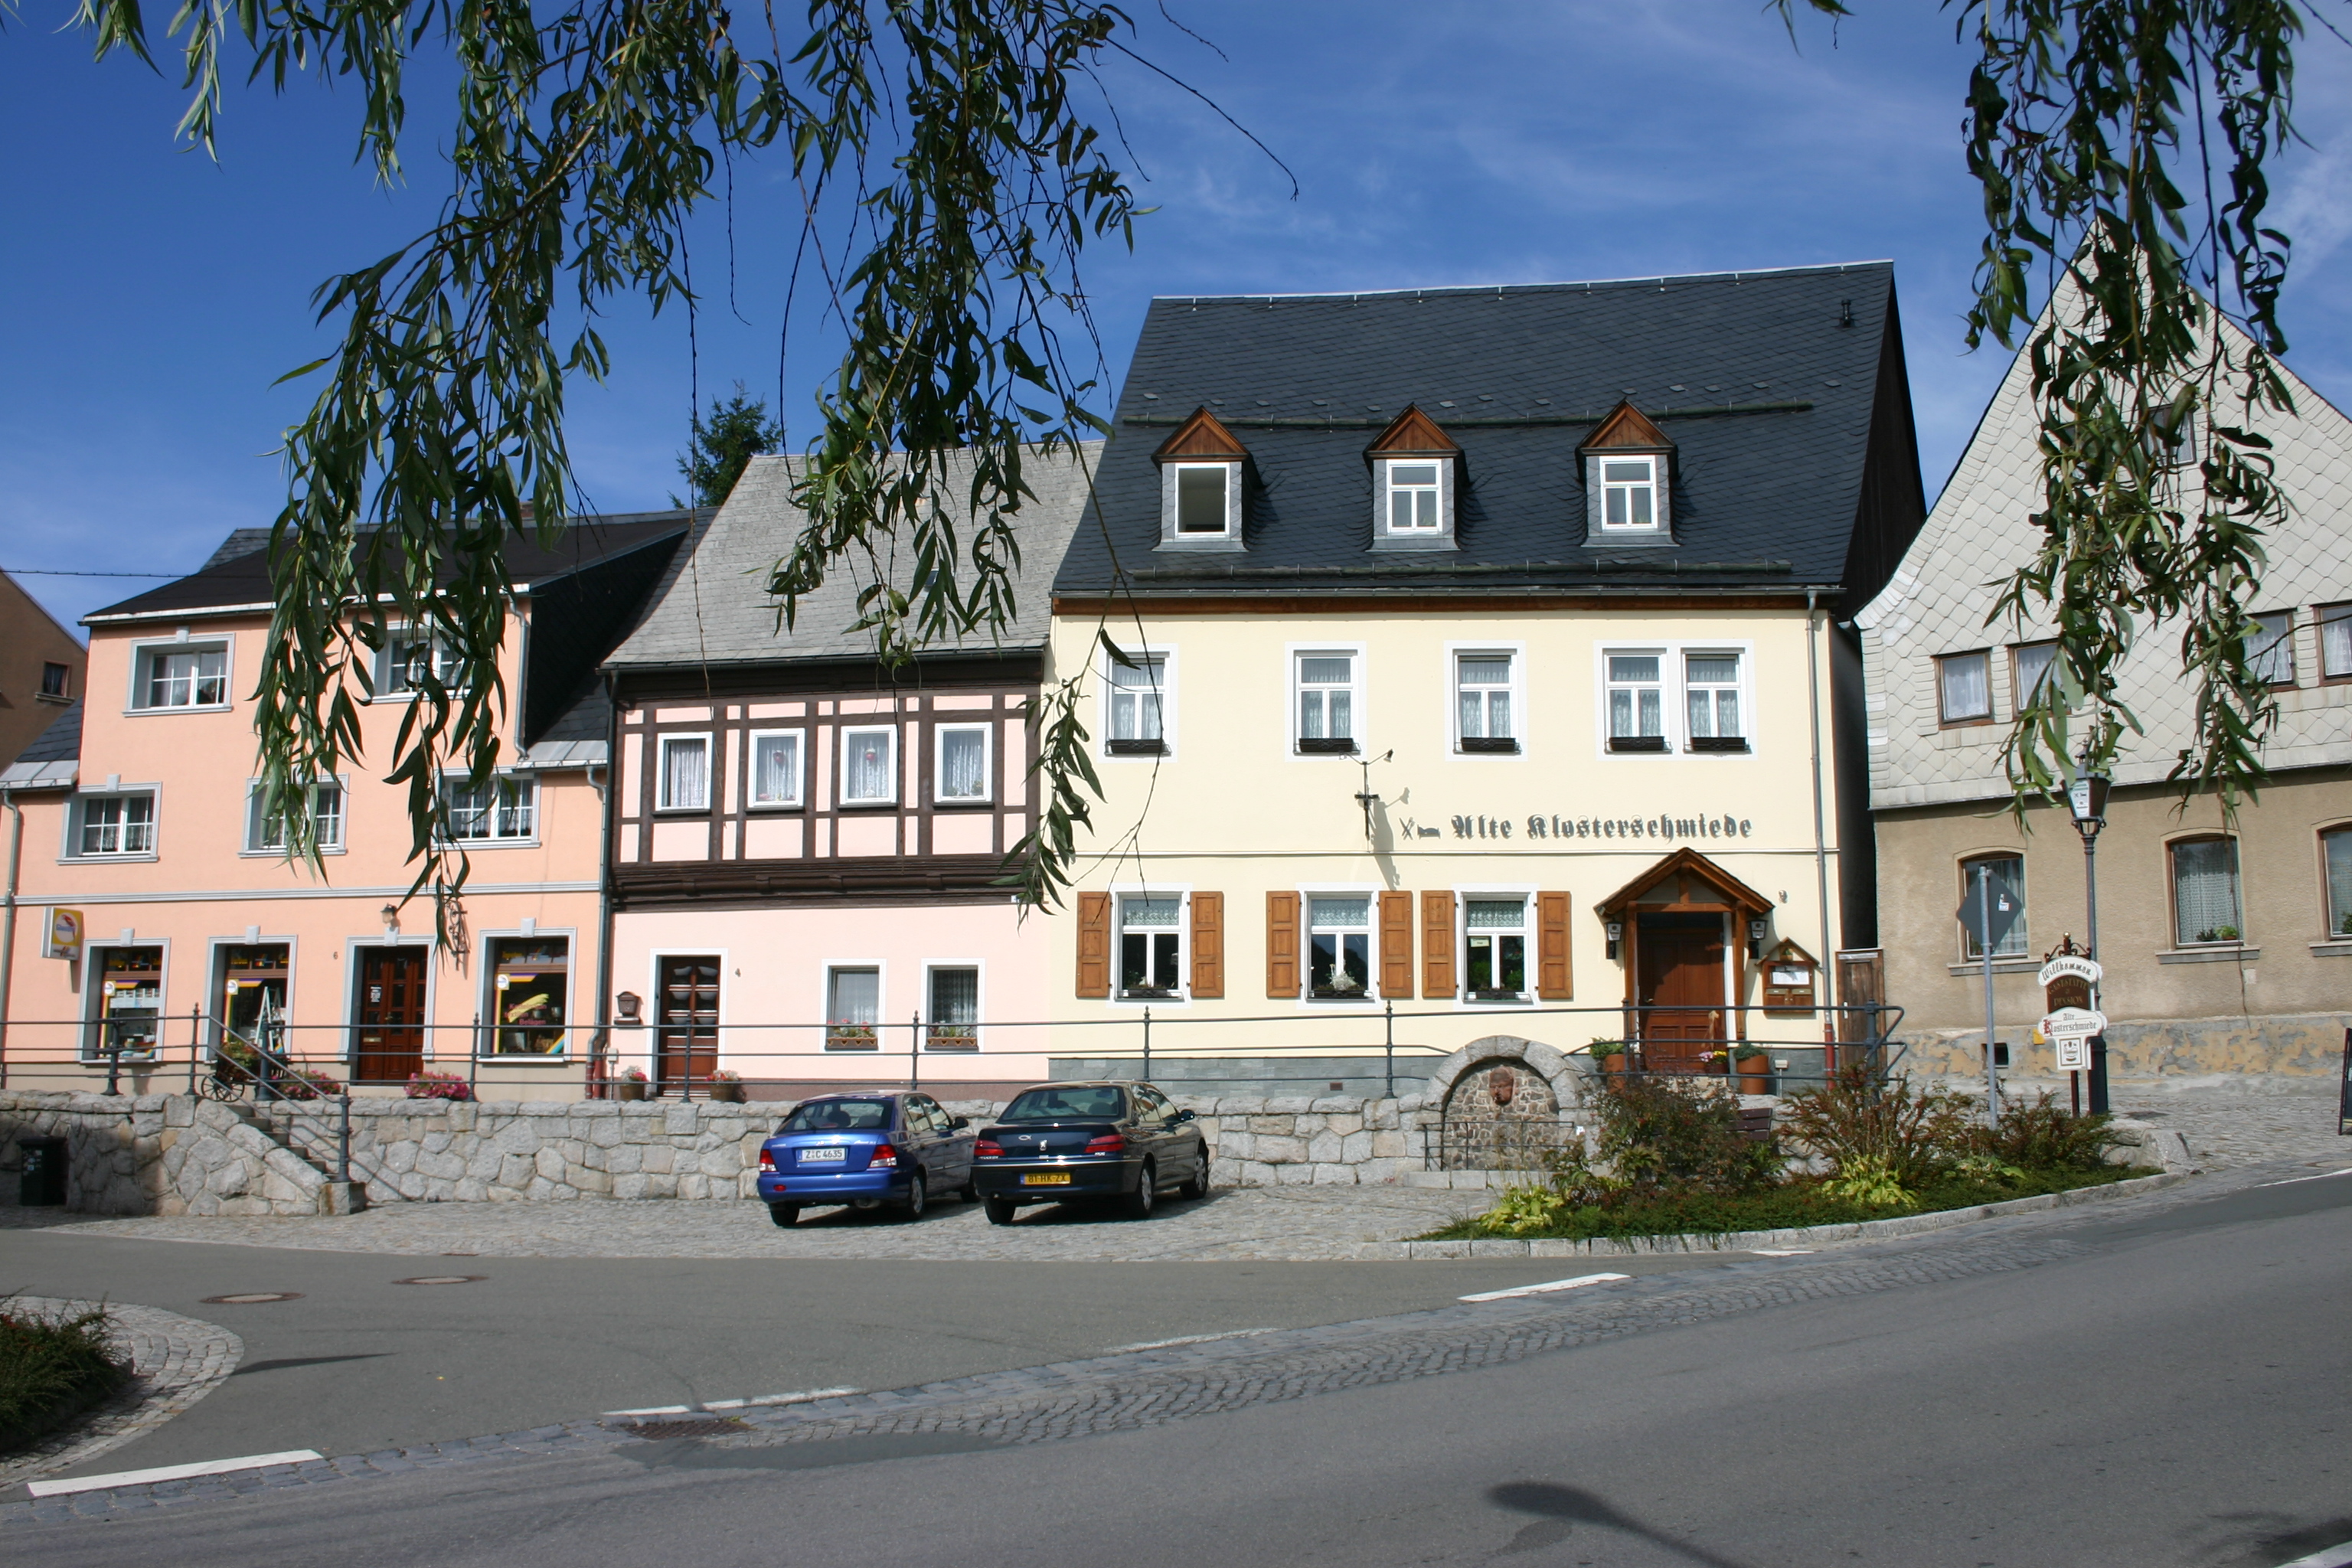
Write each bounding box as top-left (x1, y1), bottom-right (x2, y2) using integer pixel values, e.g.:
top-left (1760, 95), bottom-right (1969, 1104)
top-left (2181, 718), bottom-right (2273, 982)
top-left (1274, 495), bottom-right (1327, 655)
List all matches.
top-left (2067, 768), bottom-right (2112, 1114)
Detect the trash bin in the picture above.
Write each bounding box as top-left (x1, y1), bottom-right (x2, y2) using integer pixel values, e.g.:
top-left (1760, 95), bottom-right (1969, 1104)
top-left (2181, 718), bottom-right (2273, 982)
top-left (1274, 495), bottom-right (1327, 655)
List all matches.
top-left (18, 1135), bottom-right (68, 1207)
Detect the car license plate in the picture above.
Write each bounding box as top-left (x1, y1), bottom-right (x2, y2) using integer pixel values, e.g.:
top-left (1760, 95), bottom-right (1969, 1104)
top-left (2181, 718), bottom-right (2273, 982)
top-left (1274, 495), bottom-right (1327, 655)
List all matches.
top-left (799, 1147), bottom-right (846, 1164)
top-left (1021, 1171), bottom-right (1072, 1186)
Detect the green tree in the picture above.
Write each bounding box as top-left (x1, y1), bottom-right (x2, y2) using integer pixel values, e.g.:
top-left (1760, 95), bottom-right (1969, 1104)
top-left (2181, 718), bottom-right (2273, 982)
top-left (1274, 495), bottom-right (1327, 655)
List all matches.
top-left (48, 0), bottom-right (2324, 922)
top-left (675, 384), bottom-right (783, 510)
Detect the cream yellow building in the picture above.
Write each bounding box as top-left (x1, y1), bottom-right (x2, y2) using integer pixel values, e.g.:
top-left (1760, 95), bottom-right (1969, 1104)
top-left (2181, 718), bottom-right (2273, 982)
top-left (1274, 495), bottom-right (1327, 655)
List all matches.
top-left (1040, 266), bottom-right (1929, 1094)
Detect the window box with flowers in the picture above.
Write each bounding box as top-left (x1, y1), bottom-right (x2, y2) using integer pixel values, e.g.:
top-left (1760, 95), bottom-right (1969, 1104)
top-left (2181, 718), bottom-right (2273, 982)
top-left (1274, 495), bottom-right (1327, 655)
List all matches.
top-left (826, 1023), bottom-right (879, 1052)
top-left (406, 1069), bottom-right (473, 1102)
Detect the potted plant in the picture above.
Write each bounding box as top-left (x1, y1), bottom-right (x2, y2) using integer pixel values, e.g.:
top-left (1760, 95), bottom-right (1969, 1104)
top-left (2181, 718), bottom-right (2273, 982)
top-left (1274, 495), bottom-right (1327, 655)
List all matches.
top-left (615, 1067), bottom-right (648, 1102)
top-left (706, 1070), bottom-right (747, 1104)
top-left (1733, 1044), bottom-right (1772, 1095)
top-left (1588, 1040), bottom-right (1629, 1075)
top-left (405, 1069), bottom-right (473, 1102)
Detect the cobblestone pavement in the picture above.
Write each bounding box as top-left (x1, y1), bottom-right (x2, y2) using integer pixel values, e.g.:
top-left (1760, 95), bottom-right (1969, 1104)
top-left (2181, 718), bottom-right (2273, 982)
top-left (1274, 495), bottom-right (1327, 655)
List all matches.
top-left (0, 1181), bottom-right (1483, 1261)
top-left (0, 1300), bottom-right (242, 1491)
top-left (2107, 1076), bottom-right (2347, 1168)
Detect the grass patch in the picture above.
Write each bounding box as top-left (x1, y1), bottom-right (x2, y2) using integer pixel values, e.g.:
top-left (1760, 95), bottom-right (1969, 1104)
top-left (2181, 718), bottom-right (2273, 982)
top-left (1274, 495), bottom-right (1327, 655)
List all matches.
top-left (1418, 1165), bottom-right (2156, 1243)
top-left (0, 1300), bottom-right (132, 1455)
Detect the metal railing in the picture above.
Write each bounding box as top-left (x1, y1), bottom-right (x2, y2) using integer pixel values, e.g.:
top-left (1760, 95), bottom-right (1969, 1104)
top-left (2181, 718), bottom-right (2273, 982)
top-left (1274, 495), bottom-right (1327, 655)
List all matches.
top-left (2, 1000), bottom-right (1900, 1106)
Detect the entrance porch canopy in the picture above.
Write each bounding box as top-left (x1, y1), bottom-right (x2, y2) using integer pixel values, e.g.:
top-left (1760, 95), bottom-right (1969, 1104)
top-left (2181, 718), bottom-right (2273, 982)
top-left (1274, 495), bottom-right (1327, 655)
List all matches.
top-left (1596, 848), bottom-right (1774, 1047)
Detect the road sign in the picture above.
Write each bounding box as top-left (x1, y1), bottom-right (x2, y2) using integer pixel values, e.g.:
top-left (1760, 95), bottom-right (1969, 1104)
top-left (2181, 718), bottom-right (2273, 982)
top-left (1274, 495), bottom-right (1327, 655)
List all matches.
top-left (1958, 881), bottom-right (2023, 952)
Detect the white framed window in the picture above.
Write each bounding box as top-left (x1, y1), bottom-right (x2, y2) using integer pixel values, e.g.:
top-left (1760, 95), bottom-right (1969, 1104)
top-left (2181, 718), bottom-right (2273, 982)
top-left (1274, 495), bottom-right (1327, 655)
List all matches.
top-left (439, 773), bottom-right (537, 843)
top-left (1455, 652), bottom-right (1517, 753)
top-left (70, 791), bottom-right (157, 858)
top-left (2247, 610), bottom-right (2295, 687)
top-left (1683, 652), bottom-right (1746, 751)
top-left (1306, 896), bottom-right (1372, 1000)
top-left (1600, 456), bottom-right (1658, 530)
top-left (656, 733), bottom-right (712, 812)
top-left (1295, 651), bottom-right (1358, 753)
top-left (1171, 462), bottom-right (1235, 537)
top-left (245, 779), bottom-right (346, 854)
top-left (2318, 603), bottom-right (2352, 681)
top-left (1958, 854), bottom-right (2028, 959)
top-left (130, 641), bottom-right (229, 711)
top-left (839, 727), bottom-right (899, 805)
top-left (378, 629), bottom-right (469, 696)
top-left (1118, 894), bottom-right (1184, 998)
top-left (2011, 641), bottom-right (2058, 709)
top-left (1463, 898), bottom-right (1528, 998)
top-left (747, 730), bottom-right (803, 808)
top-left (825, 965), bottom-right (882, 1050)
top-left (926, 965), bottom-right (981, 1050)
top-left (1105, 653), bottom-right (1168, 756)
top-left (1937, 651), bottom-right (1993, 724)
top-left (1383, 461), bottom-right (1442, 533)
top-left (2171, 837), bottom-right (2244, 946)
top-left (1606, 652), bottom-right (1666, 752)
top-left (935, 724), bottom-right (992, 802)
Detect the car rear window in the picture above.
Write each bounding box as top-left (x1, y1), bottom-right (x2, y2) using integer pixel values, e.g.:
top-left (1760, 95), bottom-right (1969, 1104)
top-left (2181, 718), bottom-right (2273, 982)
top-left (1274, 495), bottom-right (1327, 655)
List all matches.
top-left (1001, 1086), bottom-right (1126, 1121)
top-left (778, 1098), bottom-right (894, 1132)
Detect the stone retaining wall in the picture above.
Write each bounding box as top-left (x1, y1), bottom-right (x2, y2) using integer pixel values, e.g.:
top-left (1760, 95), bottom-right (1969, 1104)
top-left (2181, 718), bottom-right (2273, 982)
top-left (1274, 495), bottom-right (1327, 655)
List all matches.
top-left (0, 1093), bottom-right (332, 1216)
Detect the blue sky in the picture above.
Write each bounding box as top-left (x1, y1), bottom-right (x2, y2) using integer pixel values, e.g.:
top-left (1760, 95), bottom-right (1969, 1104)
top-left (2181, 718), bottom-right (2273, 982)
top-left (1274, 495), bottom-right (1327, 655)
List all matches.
top-left (7, 2), bottom-right (2351, 636)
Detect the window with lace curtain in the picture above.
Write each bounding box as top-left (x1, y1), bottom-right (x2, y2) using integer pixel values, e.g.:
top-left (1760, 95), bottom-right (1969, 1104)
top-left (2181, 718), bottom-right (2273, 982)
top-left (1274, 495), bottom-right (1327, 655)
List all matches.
top-left (2246, 611), bottom-right (2295, 688)
top-left (935, 724), bottom-right (991, 802)
top-left (840, 727), bottom-right (898, 805)
top-left (2316, 603), bottom-right (2352, 681)
top-left (1937, 651), bottom-right (1992, 725)
top-left (656, 734), bottom-right (710, 811)
top-left (2171, 837), bottom-right (2243, 946)
top-left (747, 730), bottom-right (802, 808)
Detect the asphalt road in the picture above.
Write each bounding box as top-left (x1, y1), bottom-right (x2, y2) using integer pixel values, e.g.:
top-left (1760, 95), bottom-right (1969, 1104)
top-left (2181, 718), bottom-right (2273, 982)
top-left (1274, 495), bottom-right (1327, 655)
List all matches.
top-left (16, 1168), bottom-right (2350, 1567)
top-left (2, 1227), bottom-right (1744, 1475)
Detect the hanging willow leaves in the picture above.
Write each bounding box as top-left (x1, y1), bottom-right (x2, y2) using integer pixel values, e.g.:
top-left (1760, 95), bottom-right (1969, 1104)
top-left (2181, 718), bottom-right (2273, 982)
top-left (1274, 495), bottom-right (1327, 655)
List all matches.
top-left (64, 0), bottom-right (1147, 919)
top-left (1783, 0), bottom-right (2304, 812)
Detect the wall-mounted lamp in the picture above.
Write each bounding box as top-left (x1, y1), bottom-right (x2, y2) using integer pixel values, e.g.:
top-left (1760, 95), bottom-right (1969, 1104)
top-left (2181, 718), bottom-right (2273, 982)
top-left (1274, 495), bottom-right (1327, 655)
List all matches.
top-left (1604, 919), bottom-right (1624, 961)
top-left (379, 902), bottom-right (400, 936)
top-left (615, 991), bottom-right (643, 1024)
top-left (1748, 916), bottom-right (1769, 959)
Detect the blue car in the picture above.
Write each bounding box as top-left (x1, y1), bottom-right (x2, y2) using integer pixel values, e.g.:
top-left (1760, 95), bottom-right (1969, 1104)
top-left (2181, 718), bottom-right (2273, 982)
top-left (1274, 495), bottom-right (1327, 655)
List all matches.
top-left (755, 1091), bottom-right (977, 1226)
top-left (971, 1080), bottom-right (1212, 1224)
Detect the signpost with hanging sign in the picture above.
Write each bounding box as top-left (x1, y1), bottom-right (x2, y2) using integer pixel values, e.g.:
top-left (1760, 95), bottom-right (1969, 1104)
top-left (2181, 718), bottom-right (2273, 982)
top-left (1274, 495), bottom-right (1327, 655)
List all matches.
top-left (2038, 945), bottom-right (2103, 1112)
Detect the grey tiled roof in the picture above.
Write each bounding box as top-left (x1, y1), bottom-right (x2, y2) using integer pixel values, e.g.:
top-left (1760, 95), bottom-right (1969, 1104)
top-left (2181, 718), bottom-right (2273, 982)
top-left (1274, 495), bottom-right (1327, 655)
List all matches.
top-left (1857, 317), bottom-right (2352, 808)
top-left (608, 445), bottom-right (1100, 668)
top-left (1054, 262), bottom-right (1907, 595)
top-left (0, 700), bottom-right (80, 787)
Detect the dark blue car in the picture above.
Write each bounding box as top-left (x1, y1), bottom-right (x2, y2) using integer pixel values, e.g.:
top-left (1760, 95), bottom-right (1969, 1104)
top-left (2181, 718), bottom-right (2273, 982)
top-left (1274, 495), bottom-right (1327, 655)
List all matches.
top-left (756, 1091), bottom-right (977, 1226)
top-left (971, 1080), bottom-right (1211, 1223)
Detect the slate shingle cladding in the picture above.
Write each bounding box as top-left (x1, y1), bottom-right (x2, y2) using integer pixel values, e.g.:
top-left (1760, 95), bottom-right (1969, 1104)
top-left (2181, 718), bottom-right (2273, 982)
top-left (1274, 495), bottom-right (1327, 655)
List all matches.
top-left (1054, 262), bottom-right (1924, 609)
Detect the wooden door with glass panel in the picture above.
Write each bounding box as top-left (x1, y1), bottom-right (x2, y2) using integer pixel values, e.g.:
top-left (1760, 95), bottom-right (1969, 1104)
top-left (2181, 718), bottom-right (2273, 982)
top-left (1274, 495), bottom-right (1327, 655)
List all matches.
top-left (354, 946), bottom-right (427, 1082)
top-left (1635, 913), bottom-right (1726, 1073)
top-left (656, 956), bottom-right (720, 1093)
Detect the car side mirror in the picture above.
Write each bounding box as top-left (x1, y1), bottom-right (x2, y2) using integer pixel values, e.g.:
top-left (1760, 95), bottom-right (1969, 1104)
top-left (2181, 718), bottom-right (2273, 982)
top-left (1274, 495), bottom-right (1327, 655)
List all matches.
top-left (950, 1116), bottom-right (969, 1130)
top-left (1174, 1108), bottom-right (1196, 1123)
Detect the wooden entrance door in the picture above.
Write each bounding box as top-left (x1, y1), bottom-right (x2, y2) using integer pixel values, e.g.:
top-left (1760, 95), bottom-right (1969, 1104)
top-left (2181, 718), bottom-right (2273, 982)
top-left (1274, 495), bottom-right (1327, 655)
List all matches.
top-left (1636, 914), bottom-right (1726, 1073)
top-left (354, 946), bottom-right (427, 1082)
top-left (656, 956), bottom-right (721, 1093)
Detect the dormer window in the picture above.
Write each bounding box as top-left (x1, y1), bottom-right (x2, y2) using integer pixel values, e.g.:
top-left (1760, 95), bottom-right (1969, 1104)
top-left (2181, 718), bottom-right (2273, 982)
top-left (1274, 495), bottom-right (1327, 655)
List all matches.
top-left (1174, 464), bottom-right (1233, 534)
top-left (1366, 406), bottom-right (1461, 553)
top-left (1152, 407), bottom-right (1249, 551)
top-left (1601, 457), bottom-right (1657, 529)
top-left (1580, 400), bottom-right (1675, 547)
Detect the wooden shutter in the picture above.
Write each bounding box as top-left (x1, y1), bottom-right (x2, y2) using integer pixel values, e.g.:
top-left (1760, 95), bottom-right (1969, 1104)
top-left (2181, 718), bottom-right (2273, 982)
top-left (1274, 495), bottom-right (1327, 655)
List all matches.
top-left (1537, 891), bottom-right (1573, 1000)
top-left (1076, 891), bottom-right (1111, 998)
top-left (1266, 891), bottom-right (1299, 998)
top-left (1421, 890), bottom-right (1455, 998)
top-left (1191, 892), bottom-right (1225, 998)
top-left (1378, 891), bottom-right (1415, 999)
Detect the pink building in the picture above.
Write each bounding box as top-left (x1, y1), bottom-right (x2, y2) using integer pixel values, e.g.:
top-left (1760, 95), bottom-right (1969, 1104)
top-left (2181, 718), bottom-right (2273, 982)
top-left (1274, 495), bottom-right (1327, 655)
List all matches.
top-left (0, 516), bottom-right (689, 1097)
top-left (602, 450), bottom-right (1091, 1098)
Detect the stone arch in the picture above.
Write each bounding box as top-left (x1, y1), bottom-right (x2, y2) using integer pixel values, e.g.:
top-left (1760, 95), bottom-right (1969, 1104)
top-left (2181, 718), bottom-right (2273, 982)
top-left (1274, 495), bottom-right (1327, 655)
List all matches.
top-left (1425, 1036), bottom-right (1587, 1173)
top-left (1423, 1034), bottom-right (1583, 1111)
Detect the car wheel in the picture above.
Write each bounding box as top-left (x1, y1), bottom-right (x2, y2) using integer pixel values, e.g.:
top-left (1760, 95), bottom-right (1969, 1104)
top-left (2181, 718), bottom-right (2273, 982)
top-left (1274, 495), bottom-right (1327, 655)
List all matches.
top-left (767, 1203), bottom-right (801, 1228)
top-left (1124, 1161), bottom-right (1158, 1220)
top-left (984, 1196), bottom-right (1019, 1226)
top-left (1178, 1145), bottom-right (1210, 1200)
top-left (901, 1170), bottom-right (928, 1221)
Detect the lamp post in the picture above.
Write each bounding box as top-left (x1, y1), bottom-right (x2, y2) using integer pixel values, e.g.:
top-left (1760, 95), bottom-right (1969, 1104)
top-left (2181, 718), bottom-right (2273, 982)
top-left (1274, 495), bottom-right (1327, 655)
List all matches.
top-left (2067, 768), bottom-right (2112, 1115)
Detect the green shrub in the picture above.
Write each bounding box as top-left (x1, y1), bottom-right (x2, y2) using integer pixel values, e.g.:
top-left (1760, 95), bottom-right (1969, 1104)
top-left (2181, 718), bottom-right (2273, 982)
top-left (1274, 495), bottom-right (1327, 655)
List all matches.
top-left (1969, 1093), bottom-right (2123, 1171)
top-left (0, 1301), bottom-right (129, 1455)
top-left (1777, 1067), bottom-right (1974, 1188)
top-left (1818, 1155), bottom-right (1915, 1208)
top-left (1590, 1072), bottom-right (1780, 1195)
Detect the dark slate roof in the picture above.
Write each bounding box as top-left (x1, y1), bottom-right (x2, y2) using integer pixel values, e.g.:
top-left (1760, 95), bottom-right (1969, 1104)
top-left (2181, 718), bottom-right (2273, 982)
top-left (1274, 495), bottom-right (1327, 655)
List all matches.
top-left (89, 511), bottom-right (701, 622)
top-left (1053, 262), bottom-right (1919, 599)
top-left (15, 699), bottom-right (80, 763)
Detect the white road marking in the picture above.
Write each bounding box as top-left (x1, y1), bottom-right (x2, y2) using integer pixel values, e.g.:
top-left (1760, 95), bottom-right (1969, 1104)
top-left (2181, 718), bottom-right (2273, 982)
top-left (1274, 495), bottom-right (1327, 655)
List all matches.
top-left (1459, 1272), bottom-right (1632, 1302)
top-left (2257, 1168), bottom-right (2352, 1188)
top-left (600, 1405), bottom-right (692, 1418)
top-left (1751, 1249), bottom-right (1817, 1256)
top-left (717, 1387), bottom-right (863, 1409)
top-left (1106, 1328), bottom-right (1279, 1354)
top-left (2275, 1540), bottom-right (2352, 1568)
top-left (27, 1450), bottom-right (323, 1498)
